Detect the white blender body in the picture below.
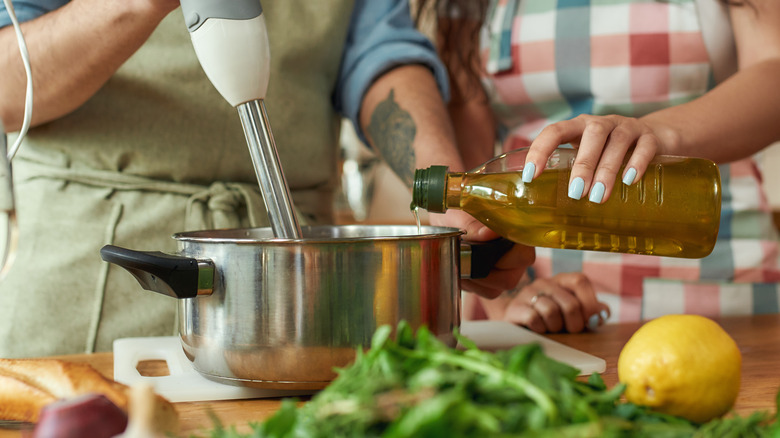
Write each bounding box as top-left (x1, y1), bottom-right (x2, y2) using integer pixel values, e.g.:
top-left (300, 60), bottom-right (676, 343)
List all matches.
top-left (182, 3), bottom-right (270, 106)
top-left (179, 0), bottom-right (301, 238)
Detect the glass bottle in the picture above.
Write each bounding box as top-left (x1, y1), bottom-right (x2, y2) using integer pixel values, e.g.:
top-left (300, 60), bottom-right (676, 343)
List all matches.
top-left (411, 147), bottom-right (721, 258)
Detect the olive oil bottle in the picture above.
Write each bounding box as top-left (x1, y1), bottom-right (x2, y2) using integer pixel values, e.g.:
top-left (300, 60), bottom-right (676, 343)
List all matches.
top-left (412, 148), bottom-right (721, 258)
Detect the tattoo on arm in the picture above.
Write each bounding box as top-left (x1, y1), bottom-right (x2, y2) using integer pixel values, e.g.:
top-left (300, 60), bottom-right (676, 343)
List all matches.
top-left (366, 89), bottom-right (417, 187)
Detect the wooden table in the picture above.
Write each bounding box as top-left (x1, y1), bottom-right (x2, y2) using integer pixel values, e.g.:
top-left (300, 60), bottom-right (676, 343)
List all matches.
top-left (547, 314), bottom-right (780, 416)
top-left (2, 314), bottom-right (778, 437)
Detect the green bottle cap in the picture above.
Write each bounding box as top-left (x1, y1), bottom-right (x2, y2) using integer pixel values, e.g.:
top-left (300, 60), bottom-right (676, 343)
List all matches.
top-left (411, 165), bottom-right (448, 213)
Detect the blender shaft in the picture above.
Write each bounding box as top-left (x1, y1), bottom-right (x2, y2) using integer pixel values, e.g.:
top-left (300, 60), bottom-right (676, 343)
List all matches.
top-left (237, 100), bottom-right (302, 239)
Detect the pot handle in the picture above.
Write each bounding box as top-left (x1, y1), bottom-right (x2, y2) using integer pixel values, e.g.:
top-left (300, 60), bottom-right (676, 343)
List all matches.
top-left (100, 245), bottom-right (214, 299)
top-left (461, 238), bottom-right (515, 279)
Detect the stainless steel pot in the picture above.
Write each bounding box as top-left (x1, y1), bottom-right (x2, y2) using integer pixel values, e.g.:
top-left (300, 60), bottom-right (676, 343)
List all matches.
top-left (101, 225), bottom-right (511, 390)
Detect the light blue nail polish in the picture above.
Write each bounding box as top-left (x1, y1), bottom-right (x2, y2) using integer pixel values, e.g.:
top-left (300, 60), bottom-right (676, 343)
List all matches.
top-left (522, 162), bottom-right (535, 183)
top-left (600, 310), bottom-right (609, 322)
top-left (623, 167), bottom-right (637, 185)
top-left (587, 313), bottom-right (600, 330)
top-left (568, 177), bottom-right (585, 200)
top-left (589, 182), bottom-right (605, 203)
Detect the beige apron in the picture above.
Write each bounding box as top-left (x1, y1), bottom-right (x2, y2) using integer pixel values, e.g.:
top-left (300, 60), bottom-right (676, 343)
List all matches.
top-left (0, 1), bottom-right (354, 357)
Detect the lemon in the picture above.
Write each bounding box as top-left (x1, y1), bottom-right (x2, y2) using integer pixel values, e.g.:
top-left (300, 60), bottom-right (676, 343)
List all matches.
top-left (617, 314), bottom-right (741, 424)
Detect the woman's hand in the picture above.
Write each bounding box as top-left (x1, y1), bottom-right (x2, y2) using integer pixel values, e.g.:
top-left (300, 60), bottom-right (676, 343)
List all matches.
top-left (520, 0), bottom-right (780, 204)
top-left (474, 272), bottom-right (611, 334)
top-left (521, 114), bottom-right (662, 204)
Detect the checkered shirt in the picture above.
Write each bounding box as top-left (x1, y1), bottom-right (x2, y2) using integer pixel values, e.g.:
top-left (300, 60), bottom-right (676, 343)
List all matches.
top-left (478, 0), bottom-right (780, 321)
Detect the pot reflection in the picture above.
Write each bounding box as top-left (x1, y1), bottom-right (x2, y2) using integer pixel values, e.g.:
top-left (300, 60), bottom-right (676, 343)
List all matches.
top-left (174, 225), bottom-right (461, 389)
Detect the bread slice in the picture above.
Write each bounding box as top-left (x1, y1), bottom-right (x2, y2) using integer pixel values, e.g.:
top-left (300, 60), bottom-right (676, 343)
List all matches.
top-left (0, 358), bottom-right (178, 433)
top-left (0, 359), bottom-right (128, 411)
top-left (0, 373), bottom-right (56, 423)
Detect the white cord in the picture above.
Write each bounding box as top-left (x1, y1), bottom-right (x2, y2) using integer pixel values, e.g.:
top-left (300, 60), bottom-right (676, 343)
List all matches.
top-left (2, 0), bottom-right (33, 161)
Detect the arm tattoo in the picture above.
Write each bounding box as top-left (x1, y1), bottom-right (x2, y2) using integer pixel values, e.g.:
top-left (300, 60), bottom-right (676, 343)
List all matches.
top-left (366, 89), bottom-right (417, 187)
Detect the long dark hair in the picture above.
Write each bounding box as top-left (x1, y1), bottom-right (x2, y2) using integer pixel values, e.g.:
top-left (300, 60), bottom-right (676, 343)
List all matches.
top-left (414, 0), bottom-right (490, 104)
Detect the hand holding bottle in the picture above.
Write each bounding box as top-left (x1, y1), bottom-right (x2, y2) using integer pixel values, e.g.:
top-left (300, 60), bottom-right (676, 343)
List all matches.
top-left (474, 272), bottom-right (611, 334)
top-left (521, 114), bottom-right (663, 203)
top-left (428, 209), bottom-right (536, 299)
top-left (413, 147), bottom-right (721, 259)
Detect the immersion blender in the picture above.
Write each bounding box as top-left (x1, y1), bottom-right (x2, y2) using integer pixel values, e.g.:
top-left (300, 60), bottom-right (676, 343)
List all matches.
top-left (179, 0), bottom-right (302, 239)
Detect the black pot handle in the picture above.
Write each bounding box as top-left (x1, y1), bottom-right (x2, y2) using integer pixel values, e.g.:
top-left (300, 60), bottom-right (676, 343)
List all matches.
top-left (100, 245), bottom-right (214, 299)
top-left (461, 238), bottom-right (515, 279)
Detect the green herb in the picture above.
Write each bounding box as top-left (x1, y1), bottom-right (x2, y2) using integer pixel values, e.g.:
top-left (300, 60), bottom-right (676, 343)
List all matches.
top-left (191, 322), bottom-right (780, 438)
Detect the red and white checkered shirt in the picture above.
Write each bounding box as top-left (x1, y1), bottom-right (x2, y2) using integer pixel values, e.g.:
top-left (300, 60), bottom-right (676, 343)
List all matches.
top-left (476, 0), bottom-right (780, 322)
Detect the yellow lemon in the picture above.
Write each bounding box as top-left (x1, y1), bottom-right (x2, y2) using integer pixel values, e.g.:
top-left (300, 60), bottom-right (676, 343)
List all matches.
top-left (617, 314), bottom-right (741, 424)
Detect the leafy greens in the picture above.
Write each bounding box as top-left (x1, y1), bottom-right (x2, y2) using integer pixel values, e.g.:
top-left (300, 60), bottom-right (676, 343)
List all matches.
top-left (193, 322), bottom-right (780, 438)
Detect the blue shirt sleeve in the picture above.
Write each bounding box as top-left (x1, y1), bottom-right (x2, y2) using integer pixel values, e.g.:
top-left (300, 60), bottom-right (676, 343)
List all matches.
top-left (334, 0), bottom-right (450, 144)
top-left (0, 0), bottom-right (68, 27)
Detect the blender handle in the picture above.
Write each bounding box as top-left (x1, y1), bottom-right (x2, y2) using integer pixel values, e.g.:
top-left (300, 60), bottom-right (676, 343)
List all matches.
top-left (179, 0), bottom-right (269, 106)
top-left (100, 245), bottom-right (215, 299)
top-left (461, 238), bottom-right (516, 279)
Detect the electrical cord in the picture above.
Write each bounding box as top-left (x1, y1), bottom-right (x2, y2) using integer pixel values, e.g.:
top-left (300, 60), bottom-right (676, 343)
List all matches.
top-left (2, 0), bottom-right (33, 161)
top-left (0, 0), bottom-right (28, 278)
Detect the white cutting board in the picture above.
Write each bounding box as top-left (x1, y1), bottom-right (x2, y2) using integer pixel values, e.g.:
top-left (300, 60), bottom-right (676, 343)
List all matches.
top-left (458, 320), bottom-right (606, 375)
top-left (113, 320), bottom-right (605, 403)
top-left (113, 336), bottom-right (313, 403)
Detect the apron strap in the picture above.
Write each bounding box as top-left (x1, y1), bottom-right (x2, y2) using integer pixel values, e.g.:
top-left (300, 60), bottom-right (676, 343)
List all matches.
top-left (485, 0), bottom-right (520, 74)
top-left (86, 201), bottom-right (124, 353)
top-left (695, 0), bottom-right (738, 84)
top-left (18, 160), bottom-right (274, 231)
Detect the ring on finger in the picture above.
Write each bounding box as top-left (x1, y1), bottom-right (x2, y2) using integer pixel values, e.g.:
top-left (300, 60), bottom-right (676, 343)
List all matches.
top-left (529, 292), bottom-right (548, 306)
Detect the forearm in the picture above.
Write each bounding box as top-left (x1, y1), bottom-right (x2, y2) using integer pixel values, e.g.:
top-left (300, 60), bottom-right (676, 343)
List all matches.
top-left (360, 64), bottom-right (463, 186)
top-left (360, 65), bottom-right (534, 296)
top-left (0, 0), bottom-right (177, 131)
top-left (643, 58), bottom-right (780, 162)
top-left (644, 0), bottom-right (780, 163)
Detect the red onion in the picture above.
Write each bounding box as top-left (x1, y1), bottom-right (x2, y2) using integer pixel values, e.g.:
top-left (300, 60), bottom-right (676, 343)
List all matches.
top-left (31, 393), bottom-right (128, 438)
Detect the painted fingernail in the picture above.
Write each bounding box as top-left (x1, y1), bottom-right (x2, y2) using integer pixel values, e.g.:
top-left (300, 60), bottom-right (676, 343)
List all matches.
top-left (568, 177), bottom-right (585, 200)
top-left (589, 182), bottom-right (605, 203)
top-left (623, 167), bottom-right (637, 185)
top-left (587, 313), bottom-right (600, 330)
top-left (600, 310), bottom-right (609, 323)
top-left (522, 162), bottom-right (535, 183)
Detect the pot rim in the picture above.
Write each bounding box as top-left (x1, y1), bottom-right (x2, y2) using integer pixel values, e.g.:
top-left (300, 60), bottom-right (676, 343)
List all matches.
top-left (172, 224), bottom-right (464, 244)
